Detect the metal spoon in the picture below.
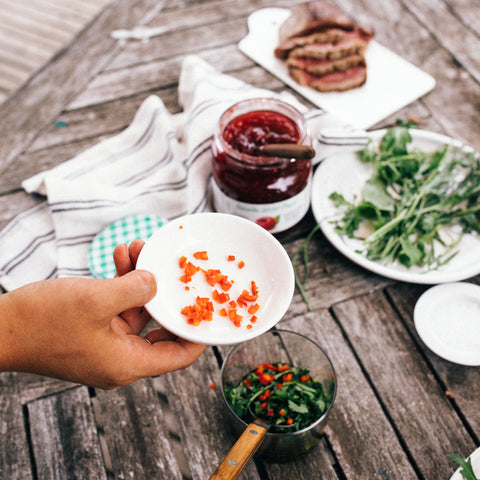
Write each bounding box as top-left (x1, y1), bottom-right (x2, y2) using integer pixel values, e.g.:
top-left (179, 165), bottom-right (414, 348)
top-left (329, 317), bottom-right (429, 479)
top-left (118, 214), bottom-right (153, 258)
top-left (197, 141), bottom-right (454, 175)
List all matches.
top-left (259, 143), bottom-right (316, 160)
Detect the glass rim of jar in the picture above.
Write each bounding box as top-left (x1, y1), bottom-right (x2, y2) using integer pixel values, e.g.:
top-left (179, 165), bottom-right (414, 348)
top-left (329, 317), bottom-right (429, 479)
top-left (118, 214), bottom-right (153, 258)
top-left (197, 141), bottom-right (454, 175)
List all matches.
top-left (214, 97), bottom-right (310, 167)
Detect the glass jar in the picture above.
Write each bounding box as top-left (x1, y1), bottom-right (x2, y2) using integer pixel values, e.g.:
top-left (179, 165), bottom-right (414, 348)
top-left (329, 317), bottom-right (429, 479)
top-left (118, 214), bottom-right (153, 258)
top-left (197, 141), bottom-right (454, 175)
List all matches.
top-left (211, 98), bottom-right (312, 234)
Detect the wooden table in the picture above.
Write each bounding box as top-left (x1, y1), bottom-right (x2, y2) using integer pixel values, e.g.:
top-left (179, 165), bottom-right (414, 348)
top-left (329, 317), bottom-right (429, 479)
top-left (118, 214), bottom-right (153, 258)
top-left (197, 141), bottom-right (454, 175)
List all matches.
top-left (1, 0), bottom-right (479, 478)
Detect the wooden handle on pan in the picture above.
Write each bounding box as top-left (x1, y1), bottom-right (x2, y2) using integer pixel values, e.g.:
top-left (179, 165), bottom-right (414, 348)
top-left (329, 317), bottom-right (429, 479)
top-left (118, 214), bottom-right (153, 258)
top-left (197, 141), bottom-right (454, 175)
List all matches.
top-left (209, 422), bottom-right (268, 480)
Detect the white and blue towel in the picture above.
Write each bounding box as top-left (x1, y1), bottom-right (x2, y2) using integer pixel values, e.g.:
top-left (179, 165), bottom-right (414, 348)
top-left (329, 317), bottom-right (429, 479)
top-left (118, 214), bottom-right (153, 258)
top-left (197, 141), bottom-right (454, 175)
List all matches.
top-left (0, 55), bottom-right (367, 291)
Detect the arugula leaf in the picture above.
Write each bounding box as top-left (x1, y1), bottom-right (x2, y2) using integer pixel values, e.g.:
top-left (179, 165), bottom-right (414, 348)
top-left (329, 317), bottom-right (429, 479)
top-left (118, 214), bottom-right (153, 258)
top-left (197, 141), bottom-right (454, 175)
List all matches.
top-left (380, 126), bottom-right (411, 156)
top-left (447, 454), bottom-right (479, 480)
top-left (363, 178), bottom-right (395, 211)
top-left (288, 399), bottom-right (309, 414)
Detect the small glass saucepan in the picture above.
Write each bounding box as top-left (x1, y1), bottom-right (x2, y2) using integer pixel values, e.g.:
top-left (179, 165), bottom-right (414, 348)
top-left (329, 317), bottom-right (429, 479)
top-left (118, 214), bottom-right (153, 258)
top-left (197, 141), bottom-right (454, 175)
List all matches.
top-left (211, 330), bottom-right (337, 478)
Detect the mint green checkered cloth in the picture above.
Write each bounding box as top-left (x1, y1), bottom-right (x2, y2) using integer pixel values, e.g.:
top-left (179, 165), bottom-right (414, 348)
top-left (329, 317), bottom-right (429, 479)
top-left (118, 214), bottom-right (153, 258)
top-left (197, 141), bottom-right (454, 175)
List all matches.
top-left (88, 214), bottom-right (167, 279)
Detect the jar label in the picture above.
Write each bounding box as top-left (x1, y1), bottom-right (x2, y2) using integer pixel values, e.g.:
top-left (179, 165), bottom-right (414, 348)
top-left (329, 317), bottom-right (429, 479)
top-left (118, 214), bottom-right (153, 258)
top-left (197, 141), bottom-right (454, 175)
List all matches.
top-left (211, 176), bottom-right (311, 233)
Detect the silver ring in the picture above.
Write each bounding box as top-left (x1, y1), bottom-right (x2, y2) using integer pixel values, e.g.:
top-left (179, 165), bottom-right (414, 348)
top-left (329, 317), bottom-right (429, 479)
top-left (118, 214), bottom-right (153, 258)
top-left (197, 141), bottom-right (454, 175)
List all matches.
top-left (144, 337), bottom-right (152, 345)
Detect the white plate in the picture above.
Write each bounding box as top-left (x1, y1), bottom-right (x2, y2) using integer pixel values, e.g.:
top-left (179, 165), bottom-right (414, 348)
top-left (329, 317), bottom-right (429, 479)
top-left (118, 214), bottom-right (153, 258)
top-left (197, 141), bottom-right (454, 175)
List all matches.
top-left (414, 283), bottom-right (480, 366)
top-left (238, 8), bottom-right (435, 129)
top-left (136, 212), bottom-right (295, 345)
top-left (450, 446), bottom-right (480, 480)
top-left (311, 128), bottom-right (480, 284)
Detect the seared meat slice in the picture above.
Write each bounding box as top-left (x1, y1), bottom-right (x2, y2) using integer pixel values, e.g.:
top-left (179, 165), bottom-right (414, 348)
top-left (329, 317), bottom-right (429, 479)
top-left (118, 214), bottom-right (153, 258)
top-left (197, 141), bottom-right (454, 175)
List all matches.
top-left (289, 65), bottom-right (367, 92)
top-left (287, 53), bottom-right (365, 76)
top-left (275, 28), bottom-right (349, 59)
top-left (287, 33), bottom-right (368, 61)
top-left (275, 1), bottom-right (373, 59)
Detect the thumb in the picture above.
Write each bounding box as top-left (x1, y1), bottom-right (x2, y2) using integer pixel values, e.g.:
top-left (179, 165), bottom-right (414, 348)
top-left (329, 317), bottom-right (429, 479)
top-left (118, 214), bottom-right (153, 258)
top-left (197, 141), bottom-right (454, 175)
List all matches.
top-left (106, 270), bottom-right (157, 313)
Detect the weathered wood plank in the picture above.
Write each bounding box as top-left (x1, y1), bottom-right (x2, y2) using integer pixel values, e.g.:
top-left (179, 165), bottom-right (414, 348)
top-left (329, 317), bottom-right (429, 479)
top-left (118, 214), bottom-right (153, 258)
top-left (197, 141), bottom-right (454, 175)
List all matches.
top-left (93, 379), bottom-right (184, 479)
top-left (280, 311), bottom-right (419, 479)
top-left (282, 231), bottom-right (393, 320)
top-left (0, 380), bottom-right (33, 480)
top-left (27, 386), bottom-right (107, 480)
top-left (16, 373), bottom-right (79, 405)
top-left (69, 43), bottom-right (253, 110)
top-left (264, 436), bottom-right (339, 480)
top-left (446, 0), bottom-right (480, 33)
top-left (105, 0), bottom-right (305, 71)
top-left (0, 0), bottom-right (164, 177)
top-left (332, 291), bottom-right (477, 479)
top-left (403, 0), bottom-right (480, 82)
top-left (387, 281), bottom-right (480, 440)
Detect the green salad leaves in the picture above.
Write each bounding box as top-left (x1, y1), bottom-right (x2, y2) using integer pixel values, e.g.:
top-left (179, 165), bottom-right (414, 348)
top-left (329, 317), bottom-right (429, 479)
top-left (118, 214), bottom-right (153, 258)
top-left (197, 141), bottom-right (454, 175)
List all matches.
top-left (329, 127), bottom-right (480, 269)
top-left (224, 362), bottom-right (334, 433)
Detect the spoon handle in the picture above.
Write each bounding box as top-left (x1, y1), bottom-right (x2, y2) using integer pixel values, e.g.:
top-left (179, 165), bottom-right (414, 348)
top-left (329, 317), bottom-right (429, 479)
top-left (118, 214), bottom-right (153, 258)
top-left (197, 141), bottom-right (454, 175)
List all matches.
top-left (260, 143), bottom-right (315, 160)
top-left (209, 422), bottom-right (268, 480)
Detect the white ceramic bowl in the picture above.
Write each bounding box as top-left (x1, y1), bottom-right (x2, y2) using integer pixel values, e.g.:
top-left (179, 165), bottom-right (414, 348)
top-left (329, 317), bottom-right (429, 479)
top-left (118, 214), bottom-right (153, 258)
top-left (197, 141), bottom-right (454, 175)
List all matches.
top-left (136, 212), bottom-right (295, 345)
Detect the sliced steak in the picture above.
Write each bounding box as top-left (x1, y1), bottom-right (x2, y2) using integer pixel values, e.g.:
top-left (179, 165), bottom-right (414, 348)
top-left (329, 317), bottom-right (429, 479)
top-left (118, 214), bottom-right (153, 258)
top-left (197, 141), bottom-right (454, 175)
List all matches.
top-left (275, 1), bottom-right (373, 59)
top-left (287, 53), bottom-right (365, 76)
top-left (275, 1), bottom-right (374, 93)
top-left (275, 28), bottom-right (349, 59)
top-left (287, 33), bottom-right (368, 61)
top-left (289, 65), bottom-right (367, 92)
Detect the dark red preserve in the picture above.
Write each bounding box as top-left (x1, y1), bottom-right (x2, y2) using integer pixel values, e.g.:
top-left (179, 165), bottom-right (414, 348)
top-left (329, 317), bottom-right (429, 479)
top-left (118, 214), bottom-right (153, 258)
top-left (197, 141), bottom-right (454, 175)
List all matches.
top-left (211, 98), bottom-right (312, 234)
top-left (222, 110), bottom-right (301, 156)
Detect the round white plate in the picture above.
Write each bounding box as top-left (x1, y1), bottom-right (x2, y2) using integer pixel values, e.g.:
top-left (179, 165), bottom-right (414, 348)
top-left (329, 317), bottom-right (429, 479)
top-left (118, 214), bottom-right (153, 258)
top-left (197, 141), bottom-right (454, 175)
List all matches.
top-left (311, 128), bottom-right (480, 284)
top-left (414, 282), bottom-right (480, 365)
top-left (450, 446), bottom-right (480, 480)
top-left (136, 212), bottom-right (295, 345)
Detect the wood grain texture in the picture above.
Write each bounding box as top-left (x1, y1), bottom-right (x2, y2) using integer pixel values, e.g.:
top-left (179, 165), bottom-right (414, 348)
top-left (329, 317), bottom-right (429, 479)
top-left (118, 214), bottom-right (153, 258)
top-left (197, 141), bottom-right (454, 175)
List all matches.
top-left (0, 0), bottom-right (162, 177)
top-left (0, 379), bottom-right (33, 480)
top-left (94, 379), bottom-right (184, 479)
top-left (280, 311), bottom-right (418, 480)
top-left (1, 0), bottom-right (480, 478)
top-left (27, 386), bottom-right (106, 480)
top-left (387, 282), bottom-right (480, 441)
top-left (331, 291), bottom-right (477, 479)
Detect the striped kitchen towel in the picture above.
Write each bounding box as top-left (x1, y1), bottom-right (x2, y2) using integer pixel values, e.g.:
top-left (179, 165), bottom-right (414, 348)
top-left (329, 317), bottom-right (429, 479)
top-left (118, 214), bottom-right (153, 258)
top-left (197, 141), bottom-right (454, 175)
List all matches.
top-left (0, 55), bottom-right (367, 291)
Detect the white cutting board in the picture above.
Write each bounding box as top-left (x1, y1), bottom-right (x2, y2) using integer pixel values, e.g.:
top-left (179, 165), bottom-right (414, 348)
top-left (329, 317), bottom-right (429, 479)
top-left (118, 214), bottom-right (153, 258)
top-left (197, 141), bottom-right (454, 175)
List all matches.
top-left (239, 8), bottom-right (436, 129)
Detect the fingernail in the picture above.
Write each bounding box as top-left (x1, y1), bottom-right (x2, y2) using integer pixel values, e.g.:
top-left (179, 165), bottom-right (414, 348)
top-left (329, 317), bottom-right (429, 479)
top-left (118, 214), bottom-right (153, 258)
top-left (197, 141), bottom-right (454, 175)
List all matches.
top-left (136, 270), bottom-right (157, 296)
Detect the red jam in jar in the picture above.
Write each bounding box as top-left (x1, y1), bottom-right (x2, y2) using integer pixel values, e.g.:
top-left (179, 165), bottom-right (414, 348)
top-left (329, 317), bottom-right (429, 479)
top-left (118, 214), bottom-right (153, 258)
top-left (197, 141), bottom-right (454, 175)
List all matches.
top-left (211, 98), bottom-right (312, 234)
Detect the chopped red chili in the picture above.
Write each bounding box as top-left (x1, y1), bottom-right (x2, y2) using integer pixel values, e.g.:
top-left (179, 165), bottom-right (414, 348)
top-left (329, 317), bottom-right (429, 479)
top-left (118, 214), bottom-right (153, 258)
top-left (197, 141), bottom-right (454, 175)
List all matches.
top-left (258, 373), bottom-right (274, 385)
top-left (178, 251), bottom-right (260, 329)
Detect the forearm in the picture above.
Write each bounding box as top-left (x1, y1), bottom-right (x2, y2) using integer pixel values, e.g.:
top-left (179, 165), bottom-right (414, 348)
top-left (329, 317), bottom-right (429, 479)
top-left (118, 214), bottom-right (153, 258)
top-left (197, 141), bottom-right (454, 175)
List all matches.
top-left (0, 279), bottom-right (84, 377)
top-left (0, 290), bottom-right (24, 372)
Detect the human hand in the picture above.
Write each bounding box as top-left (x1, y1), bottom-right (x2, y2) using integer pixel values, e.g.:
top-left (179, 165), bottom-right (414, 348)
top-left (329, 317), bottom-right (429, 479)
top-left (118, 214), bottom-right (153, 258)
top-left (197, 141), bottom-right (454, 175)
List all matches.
top-left (0, 240), bottom-right (206, 388)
